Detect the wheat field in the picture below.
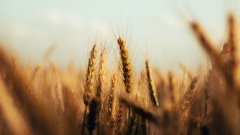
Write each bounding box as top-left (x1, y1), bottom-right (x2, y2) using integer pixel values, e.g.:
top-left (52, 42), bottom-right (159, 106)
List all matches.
top-left (0, 13), bottom-right (240, 135)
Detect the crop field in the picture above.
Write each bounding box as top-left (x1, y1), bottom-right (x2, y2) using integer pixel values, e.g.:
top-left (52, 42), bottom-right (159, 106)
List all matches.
top-left (0, 11), bottom-right (240, 135)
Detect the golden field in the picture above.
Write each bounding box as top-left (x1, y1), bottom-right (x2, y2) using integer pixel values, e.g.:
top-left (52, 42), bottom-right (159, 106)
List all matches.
top-left (0, 14), bottom-right (240, 135)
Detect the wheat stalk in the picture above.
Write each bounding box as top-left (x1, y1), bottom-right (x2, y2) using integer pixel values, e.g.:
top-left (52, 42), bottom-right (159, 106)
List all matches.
top-left (108, 74), bottom-right (117, 119)
top-left (87, 97), bottom-right (101, 135)
top-left (84, 44), bottom-right (98, 105)
top-left (145, 59), bottom-right (159, 107)
top-left (82, 44), bottom-right (97, 135)
top-left (190, 22), bottom-right (233, 88)
top-left (97, 48), bottom-right (106, 98)
top-left (119, 97), bottom-right (161, 126)
top-left (96, 48), bottom-right (106, 135)
top-left (227, 14), bottom-right (238, 87)
top-left (117, 37), bottom-right (133, 94)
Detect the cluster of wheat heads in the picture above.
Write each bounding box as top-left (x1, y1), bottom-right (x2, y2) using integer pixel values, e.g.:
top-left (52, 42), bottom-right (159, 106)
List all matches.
top-left (1, 14), bottom-right (240, 135)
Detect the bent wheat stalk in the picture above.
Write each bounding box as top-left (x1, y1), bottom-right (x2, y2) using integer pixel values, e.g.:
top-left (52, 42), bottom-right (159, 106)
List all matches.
top-left (226, 14), bottom-right (238, 87)
top-left (119, 97), bottom-right (161, 126)
top-left (190, 22), bottom-right (233, 89)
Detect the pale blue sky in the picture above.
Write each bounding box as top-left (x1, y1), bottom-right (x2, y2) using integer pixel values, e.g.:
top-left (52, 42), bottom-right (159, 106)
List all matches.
top-left (0, 0), bottom-right (239, 71)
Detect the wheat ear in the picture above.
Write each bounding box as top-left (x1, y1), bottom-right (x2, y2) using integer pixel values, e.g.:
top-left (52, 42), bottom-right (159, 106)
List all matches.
top-left (82, 44), bottom-right (97, 135)
top-left (117, 37), bottom-right (133, 94)
top-left (84, 44), bottom-right (97, 105)
top-left (145, 59), bottom-right (159, 107)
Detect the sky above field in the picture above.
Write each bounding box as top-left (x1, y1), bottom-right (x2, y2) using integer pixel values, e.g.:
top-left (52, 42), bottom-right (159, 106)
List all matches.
top-left (0, 0), bottom-right (239, 72)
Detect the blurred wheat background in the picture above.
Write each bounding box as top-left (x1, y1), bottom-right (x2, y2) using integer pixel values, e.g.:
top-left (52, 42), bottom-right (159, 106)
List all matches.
top-left (1, 0), bottom-right (240, 135)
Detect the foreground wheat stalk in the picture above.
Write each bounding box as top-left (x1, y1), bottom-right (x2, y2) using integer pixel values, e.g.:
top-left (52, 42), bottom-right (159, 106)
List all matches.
top-left (82, 44), bottom-right (97, 135)
top-left (117, 37), bottom-right (133, 94)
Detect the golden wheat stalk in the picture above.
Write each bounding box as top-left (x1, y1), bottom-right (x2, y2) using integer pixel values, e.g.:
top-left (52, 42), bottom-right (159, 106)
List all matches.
top-left (96, 48), bottom-right (106, 135)
top-left (117, 37), bottom-right (133, 94)
top-left (114, 100), bottom-right (127, 134)
top-left (178, 76), bottom-right (198, 113)
top-left (87, 97), bottom-right (101, 135)
top-left (119, 97), bottom-right (161, 126)
top-left (108, 74), bottom-right (116, 119)
top-left (84, 44), bottom-right (98, 105)
top-left (179, 64), bottom-right (193, 80)
top-left (168, 71), bottom-right (176, 104)
top-left (190, 22), bottom-right (233, 88)
top-left (125, 112), bottom-right (140, 135)
top-left (82, 44), bottom-right (97, 135)
top-left (227, 14), bottom-right (238, 86)
top-left (96, 48), bottom-right (106, 98)
top-left (145, 59), bottom-right (159, 107)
